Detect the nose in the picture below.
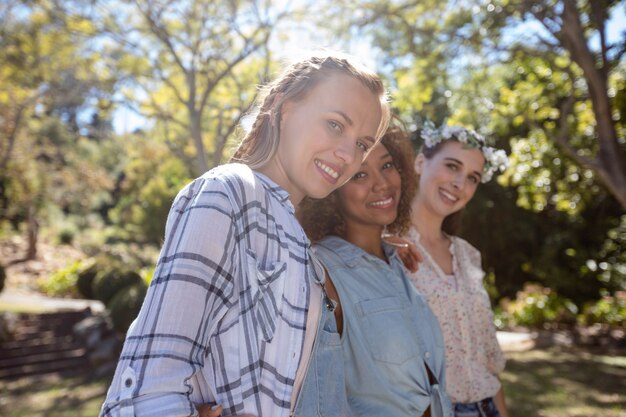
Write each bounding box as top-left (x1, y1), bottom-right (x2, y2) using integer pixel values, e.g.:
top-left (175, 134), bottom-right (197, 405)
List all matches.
top-left (334, 137), bottom-right (357, 166)
top-left (451, 173), bottom-right (465, 190)
top-left (372, 170), bottom-right (390, 192)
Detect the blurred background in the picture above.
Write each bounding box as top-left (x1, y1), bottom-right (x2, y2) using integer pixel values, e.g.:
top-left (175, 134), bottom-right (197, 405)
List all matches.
top-left (0, 0), bottom-right (624, 416)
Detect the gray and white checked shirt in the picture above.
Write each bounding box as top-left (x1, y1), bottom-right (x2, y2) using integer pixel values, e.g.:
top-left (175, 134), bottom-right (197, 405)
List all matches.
top-left (100, 164), bottom-right (313, 417)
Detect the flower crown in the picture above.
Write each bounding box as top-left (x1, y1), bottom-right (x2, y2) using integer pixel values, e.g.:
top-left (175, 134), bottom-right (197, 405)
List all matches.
top-left (420, 121), bottom-right (509, 183)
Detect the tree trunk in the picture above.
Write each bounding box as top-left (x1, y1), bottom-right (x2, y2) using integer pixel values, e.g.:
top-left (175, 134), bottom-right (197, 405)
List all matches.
top-left (25, 203), bottom-right (38, 260)
top-left (560, 0), bottom-right (626, 210)
top-left (190, 107), bottom-right (208, 176)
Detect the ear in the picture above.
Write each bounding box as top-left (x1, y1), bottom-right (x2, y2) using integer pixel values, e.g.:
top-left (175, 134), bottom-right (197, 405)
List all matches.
top-left (414, 154), bottom-right (425, 175)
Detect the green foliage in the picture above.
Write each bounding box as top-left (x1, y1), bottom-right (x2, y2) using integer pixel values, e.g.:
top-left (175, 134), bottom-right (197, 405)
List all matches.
top-left (92, 267), bottom-right (142, 305)
top-left (107, 282), bottom-right (147, 333)
top-left (109, 151), bottom-right (191, 245)
top-left (579, 291), bottom-right (626, 328)
top-left (498, 283), bottom-right (578, 328)
top-left (75, 258), bottom-right (100, 299)
top-left (58, 226), bottom-right (76, 245)
top-left (39, 260), bottom-right (83, 298)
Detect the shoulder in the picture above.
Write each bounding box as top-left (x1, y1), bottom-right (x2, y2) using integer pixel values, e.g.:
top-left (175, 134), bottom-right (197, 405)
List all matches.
top-left (191, 163), bottom-right (269, 206)
top-left (205, 163), bottom-right (259, 195)
top-left (451, 236), bottom-right (482, 264)
top-left (313, 236), bottom-right (355, 269)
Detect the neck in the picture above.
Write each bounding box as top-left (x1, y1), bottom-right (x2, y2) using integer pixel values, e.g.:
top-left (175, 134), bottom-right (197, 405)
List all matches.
top-left (342, 224), bottom-right (386, 261)
top-left (256, 163), bottom-right (304, 205)
top-left (410, 197), bottom-right (446, 242)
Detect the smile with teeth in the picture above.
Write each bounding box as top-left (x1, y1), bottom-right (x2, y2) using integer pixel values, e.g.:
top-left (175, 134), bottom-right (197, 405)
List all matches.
top-left (315, 159), bottom-right (340, 179)
top-left (369, 197), bottom-right (394, 208)
top-left (440, 189), bottom-right (459, 202)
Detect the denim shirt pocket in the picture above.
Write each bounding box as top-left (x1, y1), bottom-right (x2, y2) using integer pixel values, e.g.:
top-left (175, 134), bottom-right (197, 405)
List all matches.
top-left (357, 296), bottom-right (420, 365)
top-left (244, 249), bottom-right (286, 342)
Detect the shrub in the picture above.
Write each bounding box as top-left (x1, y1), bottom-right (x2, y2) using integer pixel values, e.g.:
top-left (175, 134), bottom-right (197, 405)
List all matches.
top-left (39, 260), bottom-right (82, 298)
top-left (107, 282), bottom-right (147, 333)
top-left (58, 227), bottom-right (76, 245)
top-left (498, 283), bottom-right (578, 329)
top-left (92, 267), bottom-right (142, 305)
top-left (0, 263), bottom-right (6, 293)
top-left (76, 258), bottom-right (100, 299)
top-left (578, 291), bottom-right (626, 327)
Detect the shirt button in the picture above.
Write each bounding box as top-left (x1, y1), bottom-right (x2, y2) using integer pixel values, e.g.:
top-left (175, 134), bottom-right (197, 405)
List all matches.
top-left (425, 351), bottom-right (431, 359)
top-left (125, 378), bottom-right (133, 388)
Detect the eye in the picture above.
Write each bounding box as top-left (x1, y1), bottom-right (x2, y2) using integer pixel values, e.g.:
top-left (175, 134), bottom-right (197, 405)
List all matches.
top-left (446, 163), bottom-right (459, 171)
top-left (352, 171), bottom-right (367, 180)
top-left (356, 140), bottom-right (369, 152)
top-left (468, 175), bottom-right (480, 184)
top-left (328, 120), bottom-right (343, 133)
top-left (382, 161), bottom-right (395, 170)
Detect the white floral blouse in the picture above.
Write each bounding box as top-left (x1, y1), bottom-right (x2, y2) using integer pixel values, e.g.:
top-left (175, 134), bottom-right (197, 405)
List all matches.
top-left (403, 226), bottom-right (506, 404)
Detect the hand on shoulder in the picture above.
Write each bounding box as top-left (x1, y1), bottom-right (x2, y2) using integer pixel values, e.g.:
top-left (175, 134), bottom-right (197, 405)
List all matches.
top-left (383, 236), bottom-right (422, 273)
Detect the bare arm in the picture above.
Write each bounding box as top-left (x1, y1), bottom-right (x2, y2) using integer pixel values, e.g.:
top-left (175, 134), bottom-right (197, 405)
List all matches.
top-left (494, 386), bottom-right (510, 417)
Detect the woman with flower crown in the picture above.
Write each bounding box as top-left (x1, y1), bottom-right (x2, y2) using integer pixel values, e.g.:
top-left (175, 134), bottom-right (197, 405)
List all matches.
top-left (400, 121), bottom-right (510, 417)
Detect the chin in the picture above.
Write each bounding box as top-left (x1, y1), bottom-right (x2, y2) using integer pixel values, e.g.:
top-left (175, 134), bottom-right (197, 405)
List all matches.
top-left (308, 187), bottom-right (335, 200)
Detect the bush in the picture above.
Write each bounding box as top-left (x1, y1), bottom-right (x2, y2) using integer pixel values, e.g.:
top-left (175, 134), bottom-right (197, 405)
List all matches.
top-left (92, 267), bottom-right (143, 305)
top-left (39, 260), bottom-right (82, 298)
top-left (76, 259), bottom-right (100, 299)
top-left (107, 282), bottom-right (147, 333)
top-left (58, 227), bottom-right (76, 245)
top-left (579, 291), bottom-right (626, 327)
top-left (498, 283), bottom-right (578, 329)
top-left (0, 263), bottom-right (6, 293)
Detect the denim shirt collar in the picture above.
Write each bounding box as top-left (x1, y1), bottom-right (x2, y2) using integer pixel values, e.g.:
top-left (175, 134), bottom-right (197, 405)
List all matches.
top-left (318, 235), bottom-right (399, 268)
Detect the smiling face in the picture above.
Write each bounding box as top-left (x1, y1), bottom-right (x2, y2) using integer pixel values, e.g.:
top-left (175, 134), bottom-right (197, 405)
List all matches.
top-left (414, 140), bottom-right (485, 218)
top-left (336, 142), bottom-right (401, 233)
top-left (260, 72), bottom-right (383, 204)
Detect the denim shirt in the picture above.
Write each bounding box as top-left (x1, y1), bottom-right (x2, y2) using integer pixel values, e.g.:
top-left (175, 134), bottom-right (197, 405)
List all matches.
top-left (291, 272), bottom-right (349, 417)
top-left (314, 236), bottom-right (454, 417)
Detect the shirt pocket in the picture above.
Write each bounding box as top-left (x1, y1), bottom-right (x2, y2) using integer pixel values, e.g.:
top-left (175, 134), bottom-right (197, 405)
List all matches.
top-left (244, 249), bottom-right (286, 342)
top-left (356, 296), bottom-right (420, 365)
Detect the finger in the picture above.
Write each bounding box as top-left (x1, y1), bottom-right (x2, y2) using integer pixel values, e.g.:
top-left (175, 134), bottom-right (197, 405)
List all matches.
top-left (408, 243), bottom-right (423, 263)
top-left (197, 404), bottom-right (223, 417)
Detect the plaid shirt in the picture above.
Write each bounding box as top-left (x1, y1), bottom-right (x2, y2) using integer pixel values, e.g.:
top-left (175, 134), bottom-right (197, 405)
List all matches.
top-left (100, 164), bottom-right (312, 417)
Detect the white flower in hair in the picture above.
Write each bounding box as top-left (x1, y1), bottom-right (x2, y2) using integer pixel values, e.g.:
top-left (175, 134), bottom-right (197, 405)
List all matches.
top-left (419, 120), bottom-right (509, 183)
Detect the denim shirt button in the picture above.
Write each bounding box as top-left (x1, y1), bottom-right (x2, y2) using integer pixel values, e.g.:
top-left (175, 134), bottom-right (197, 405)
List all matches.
top-left (425, 351), bottom-right (431, 359)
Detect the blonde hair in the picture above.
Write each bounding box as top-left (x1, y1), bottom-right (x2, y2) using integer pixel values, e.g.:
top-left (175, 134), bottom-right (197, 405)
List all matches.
top-left (230, 52), bottom-right (390, 168)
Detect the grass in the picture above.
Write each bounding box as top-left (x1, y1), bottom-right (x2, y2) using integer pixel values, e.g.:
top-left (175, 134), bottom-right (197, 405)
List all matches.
top-left (0, 371), bottom-right (113, 417)
top-left (501, 347), bottom-right (626, 417)
top-left (0, 347), bottom-right (624, 416)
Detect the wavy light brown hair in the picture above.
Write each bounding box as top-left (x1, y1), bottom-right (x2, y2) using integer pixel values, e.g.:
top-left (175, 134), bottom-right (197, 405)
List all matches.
top-left (230, 52), bottom-right (390, 168)
top-left (298, 125), bottom-right (417, 242)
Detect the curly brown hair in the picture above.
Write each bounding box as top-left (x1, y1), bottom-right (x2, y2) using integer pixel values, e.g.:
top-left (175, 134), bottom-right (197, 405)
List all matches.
top-left (297, 125), bottom-right (417, 242)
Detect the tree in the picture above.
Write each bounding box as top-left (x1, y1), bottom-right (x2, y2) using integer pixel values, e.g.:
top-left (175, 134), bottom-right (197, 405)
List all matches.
top-left (320, 0), bottom-right (626, 300)
top-left (0, 0), bottom-right (116, 259)
top-left (93, 0), bottom-right (290, 176)
top-left (483, 0), bottom-right (626, 209)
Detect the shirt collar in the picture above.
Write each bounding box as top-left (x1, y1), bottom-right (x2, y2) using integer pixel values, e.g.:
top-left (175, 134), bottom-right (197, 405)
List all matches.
top-left (318, 235), bottom-right (400, 267)
top-left (253, 171), bottom-right (294, 212)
